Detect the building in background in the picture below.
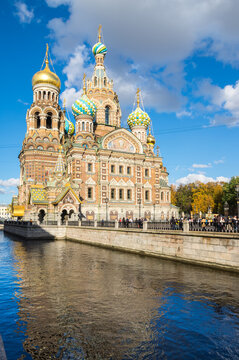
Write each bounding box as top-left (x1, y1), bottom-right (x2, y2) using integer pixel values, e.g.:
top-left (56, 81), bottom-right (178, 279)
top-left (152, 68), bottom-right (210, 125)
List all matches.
top-left (14, 27), bottom-right (178, 222)
top-left (0, 204), bottom-right (10, 219)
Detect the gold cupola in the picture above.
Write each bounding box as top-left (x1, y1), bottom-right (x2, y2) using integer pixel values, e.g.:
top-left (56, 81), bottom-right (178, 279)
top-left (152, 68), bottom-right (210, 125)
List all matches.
top-left (147, 126), bottom-right (156, 146)
top-left (32, 44), bottom-right (61, 90)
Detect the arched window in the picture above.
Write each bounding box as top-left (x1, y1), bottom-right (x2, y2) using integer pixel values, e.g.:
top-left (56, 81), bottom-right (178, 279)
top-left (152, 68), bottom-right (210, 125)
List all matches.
top-left (105, 106), bottom-right (110, 125)
top-left (52, 93), bottom-right (55, 101)
top-left (82, 122), bottom-right (85, 131)
top-left (94, 77), bottom-right (97, 86)
top-left (161, 192), bottom-right (164, 201)
top-left (38, 92), bottom-right (41, 100)
top-left (46, 112), bottom-right (52, 129)
top-left (35, 112), bottom-right (41, 128)
top-left (48, 91), bottom-right (50, 100)
top-left (43, 91), bottom-right (46, 100)
top-left (104, 77), bottom-right (107, 86)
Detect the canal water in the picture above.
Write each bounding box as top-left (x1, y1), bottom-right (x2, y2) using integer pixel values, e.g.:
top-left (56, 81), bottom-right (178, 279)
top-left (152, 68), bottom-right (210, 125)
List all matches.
top-left (0, 232), bottom-right (239, 360)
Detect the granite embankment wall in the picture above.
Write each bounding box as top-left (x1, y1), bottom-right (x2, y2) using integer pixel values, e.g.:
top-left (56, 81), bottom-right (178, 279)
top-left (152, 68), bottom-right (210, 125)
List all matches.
top-left (4, 223), bottom-right (239, 272)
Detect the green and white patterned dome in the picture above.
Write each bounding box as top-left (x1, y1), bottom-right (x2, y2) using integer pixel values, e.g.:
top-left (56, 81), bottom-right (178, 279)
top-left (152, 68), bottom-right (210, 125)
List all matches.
top-left (127, 89), bottom-right (150, 129)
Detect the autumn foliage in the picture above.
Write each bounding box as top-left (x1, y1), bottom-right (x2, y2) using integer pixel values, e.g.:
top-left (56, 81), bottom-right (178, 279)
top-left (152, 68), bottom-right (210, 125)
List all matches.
top-left (171, 176), bottom-right (239, 215)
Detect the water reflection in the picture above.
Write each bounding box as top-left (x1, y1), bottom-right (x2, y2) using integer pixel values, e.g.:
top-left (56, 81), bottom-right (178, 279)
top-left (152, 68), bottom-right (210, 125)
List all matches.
top-left (7, 236), bottom-right (239, 359)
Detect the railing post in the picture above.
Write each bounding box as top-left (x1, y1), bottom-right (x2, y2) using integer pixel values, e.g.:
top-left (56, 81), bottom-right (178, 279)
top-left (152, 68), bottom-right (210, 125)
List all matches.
top-left (94, 219), bottom-right (98, 227)
top-left (143, 220), bottom-right (148, 230)
top-left (183, 220), bottom-right (189, 232)
top-left (78, 219), bottom-right (81, 227)
top-left (115, 220), bottom-right (118, 229)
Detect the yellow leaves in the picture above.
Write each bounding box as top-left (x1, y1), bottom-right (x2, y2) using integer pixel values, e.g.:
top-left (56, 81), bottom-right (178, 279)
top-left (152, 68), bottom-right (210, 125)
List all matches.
top-left (170, 185), bottom-right (177, 205)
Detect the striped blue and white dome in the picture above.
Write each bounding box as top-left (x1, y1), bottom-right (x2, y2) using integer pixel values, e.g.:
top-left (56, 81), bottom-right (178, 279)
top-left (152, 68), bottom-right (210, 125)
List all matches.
top-left (72, 95), bottom-right (97, 118)
top-left (65, 117), bottom-right (75, 136)
top-left (92, 42), bottom-right (107, 56)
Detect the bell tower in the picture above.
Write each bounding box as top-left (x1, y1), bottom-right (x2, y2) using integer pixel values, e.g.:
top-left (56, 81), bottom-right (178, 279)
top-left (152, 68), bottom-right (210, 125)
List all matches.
top-left (18, 45), bottom-right (65, 207)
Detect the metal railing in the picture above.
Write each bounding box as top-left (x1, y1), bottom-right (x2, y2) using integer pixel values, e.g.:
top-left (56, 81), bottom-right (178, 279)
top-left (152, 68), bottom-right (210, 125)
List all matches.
top-left (81, 220), bottom-right (94, 227)
top-left (119, 221), bottom-right (143, 229)
top-left (148, 221), bottom-right (182, 230)
top-left (189, 223), bottom-right (239, 233)
top-left (97, 220), bottom-right (115, 228)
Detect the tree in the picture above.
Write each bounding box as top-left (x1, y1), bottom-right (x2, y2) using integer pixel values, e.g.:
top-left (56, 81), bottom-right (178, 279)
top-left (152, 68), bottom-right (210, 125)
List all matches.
top-left (175, 184), bottom-right (194, 214)
top-left (170, 185), bottom-right (177, 206)
top-left (192, 186), bottom-right (214, 215)
top-left (222, 176), bottom-right (239, 215)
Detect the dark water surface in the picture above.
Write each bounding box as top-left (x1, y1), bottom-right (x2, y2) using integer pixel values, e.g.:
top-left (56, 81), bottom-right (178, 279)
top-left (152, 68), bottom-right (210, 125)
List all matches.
top-left (0, 232), bottom-right (239, 360)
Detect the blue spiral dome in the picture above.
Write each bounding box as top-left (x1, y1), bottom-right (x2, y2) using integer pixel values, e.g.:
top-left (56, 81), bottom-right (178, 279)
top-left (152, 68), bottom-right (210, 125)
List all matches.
top-left (72, 94), bottom-right (97, 118)
top-left (65, 117), bottom-right (75, 136)
top-left (92, 42), bottom-right (107, 56)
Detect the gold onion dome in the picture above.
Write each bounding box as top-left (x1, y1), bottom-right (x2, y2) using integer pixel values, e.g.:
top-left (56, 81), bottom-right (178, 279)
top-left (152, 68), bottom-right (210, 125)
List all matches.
top-left (32, 44), bottom-right (61, 90)
top-left (147, 128), bottom-right (155, 146)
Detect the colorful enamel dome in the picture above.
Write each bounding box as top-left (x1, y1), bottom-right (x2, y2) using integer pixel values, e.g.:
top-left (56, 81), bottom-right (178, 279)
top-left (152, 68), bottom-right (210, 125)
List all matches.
top-left (72, 95), bottom-right (97, 118)
top-left (127, 107), bottom-right (150, 129)
top-left (92, 42), bottom-right (107, 56)
top-left (65, 117), bottom-right (75, 136)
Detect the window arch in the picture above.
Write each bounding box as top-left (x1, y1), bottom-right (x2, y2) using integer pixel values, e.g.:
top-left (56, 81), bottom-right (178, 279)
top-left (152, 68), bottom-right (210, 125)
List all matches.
top-left (35, 112), bottom-right (41, 128)
top-left (105, 106), bottom-right (110, 125)
top-left (46, 112), bottom-right (52, 129)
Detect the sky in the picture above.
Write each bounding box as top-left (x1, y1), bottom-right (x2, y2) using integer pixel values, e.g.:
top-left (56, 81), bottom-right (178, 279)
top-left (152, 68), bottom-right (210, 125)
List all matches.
top-left (0, 0), bottom-right (239, 203)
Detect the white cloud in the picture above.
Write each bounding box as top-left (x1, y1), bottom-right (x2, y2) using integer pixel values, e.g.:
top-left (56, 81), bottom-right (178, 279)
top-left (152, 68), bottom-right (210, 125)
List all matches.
top-left (60, 87), bottom-right (82, 109)
top-left (0, 188), bottom-right (6, 194)
top-left (196, 79), bottom-right (239, 127)
top-left (176, 173), bottom-right (230, 185)
top-left (214, 159), bottom-right (224, 165)
top-left (15, 2), bottom-right (34, 24)
top-left (0, 178), bottom-right (20, 187)
top-left (176, 110), bottom-right (192, 118)
top-left (192, 163), bottom-right (212, 169)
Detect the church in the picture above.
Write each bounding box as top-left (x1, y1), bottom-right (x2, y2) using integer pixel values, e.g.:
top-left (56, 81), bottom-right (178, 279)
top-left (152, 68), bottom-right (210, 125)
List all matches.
top-left (13, 27), bottom-right (178, 222)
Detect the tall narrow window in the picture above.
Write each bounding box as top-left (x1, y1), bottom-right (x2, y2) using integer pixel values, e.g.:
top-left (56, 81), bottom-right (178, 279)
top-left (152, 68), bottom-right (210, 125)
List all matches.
top-left (145, 190), bottom-right (149, 201)
top-left (127, 189), bottom-right (131, 200)
top-left (145, 169), bottom-right (149, 177)
top-left (119, 165), bottom-right (123, 174)
top-left (161, 192), bottom-right (164, 201)
top-left (127, 166), bottom-right (131, 175)
top-left (82, 122), bottom-right (85, 131)
top-left (94, 77), bottom-right (97, 86)
top-left (111, 165), bottom-right (115, 173)
top-left (88, 187), bottom-right (92, 199)
top-left (35, 112), bottom-right (40, 129)
top-left (88, 163), bottom-right (92, 172)
top-left (111, 188), bottom-right (115, 199)
top-left (119, 189), bottom-right (123, 200)
top-left (46, 112), bottom-right (52, 129)
top-left (105, 106), bottom-right (110, 125)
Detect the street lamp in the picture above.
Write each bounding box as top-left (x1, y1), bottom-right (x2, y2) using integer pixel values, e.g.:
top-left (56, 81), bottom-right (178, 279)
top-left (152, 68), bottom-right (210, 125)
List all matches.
top-left (138, 198), bottom-right (141, 219)
top-left (236, 184), bottom-right (239, 218)
top-left (153, 203), bottom-right (156, 221)
top-left (105, 197), bottom-right (109, 222)
top-left (224, 201), bottom-right (229, 217)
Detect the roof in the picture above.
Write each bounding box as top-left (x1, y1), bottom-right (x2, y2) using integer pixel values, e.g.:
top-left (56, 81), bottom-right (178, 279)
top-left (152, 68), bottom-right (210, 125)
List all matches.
top-left (12, 205), bottom-right (25, 217)
top-left (30, 186), bottom-right (48, 204)
top-left (52, 185), bottom-right (81, 205)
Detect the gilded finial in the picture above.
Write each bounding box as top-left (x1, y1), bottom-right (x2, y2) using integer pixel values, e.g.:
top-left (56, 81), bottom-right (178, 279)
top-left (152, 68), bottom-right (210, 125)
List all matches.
top-left (136, 88), bottom-right (140, 108)
top-left (83, 73), bottom-right (86, 95)
top-left (63, 98), bottom-right (66, 109)
top-left (98, 24), bottom-right (102, 42)
top-left (45, 43), bottom-right (49, 68)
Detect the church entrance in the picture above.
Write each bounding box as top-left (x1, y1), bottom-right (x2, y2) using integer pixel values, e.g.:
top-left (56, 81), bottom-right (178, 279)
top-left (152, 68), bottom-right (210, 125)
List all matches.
top-left (38, 209), bottom-right (46, 224)
top-left (61, 208), bottom-right (75, 223)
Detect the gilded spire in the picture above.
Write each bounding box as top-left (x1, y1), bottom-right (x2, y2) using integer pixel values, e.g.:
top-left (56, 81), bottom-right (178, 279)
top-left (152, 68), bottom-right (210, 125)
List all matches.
top-left (98, 24), bottom-right (102, 42)
top-left (83, 73), bottom-right (86, 95)
top-left (136, 88), bottom-right (140, 108)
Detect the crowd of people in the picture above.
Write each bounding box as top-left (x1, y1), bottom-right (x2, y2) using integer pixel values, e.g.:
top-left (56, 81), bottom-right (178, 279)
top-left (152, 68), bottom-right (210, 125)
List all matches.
top-left (188, 216), bottom-right (239, 232)
top-left (118, 217), bottom-right (144, 228)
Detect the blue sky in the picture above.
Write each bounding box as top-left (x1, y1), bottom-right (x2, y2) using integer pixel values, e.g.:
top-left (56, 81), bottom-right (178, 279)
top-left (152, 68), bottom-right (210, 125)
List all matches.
top-left (1, 0), bottom-right (239, 203)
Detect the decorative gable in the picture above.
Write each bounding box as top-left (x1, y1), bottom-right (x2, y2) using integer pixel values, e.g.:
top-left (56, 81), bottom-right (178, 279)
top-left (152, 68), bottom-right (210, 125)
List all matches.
top-left (102, 128), bottom-right (143, 154)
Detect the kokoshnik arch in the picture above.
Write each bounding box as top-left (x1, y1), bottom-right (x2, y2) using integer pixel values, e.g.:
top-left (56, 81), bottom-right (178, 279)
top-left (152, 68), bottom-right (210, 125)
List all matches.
top-left (13, 26), bottom-right (178, 222)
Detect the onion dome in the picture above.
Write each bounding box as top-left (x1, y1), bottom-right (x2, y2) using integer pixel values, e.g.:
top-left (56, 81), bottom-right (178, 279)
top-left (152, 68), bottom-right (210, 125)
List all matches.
top-left (65, 117), bottom-right (75, 136)
top-left (72, 94), bottom-right (97, 118)
top-left (92, 42), bottom-right (107, 56)
top-left (127, 89), bottom-right (150, 129)
top-left (92, 25), bottom-right (107, 56)
top-left (147, 128), bottom-right (155, 146)
top-left (32, 44), bottom-right (61, 90)
top-left (72, 74), bottom-right (97, 118)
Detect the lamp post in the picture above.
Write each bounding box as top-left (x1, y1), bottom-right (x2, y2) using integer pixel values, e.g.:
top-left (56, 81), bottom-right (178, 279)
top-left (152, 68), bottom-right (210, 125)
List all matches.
top-left (138, 198), bottom-right (141, 219)
top-left (236, 184), bottom-right (239, 218)
top-left (105, 198), bottom-right (109, 222)
top-left (153, 203), bottom-right (156, 221)
top-left (224, 201), bottom-right (229, 217)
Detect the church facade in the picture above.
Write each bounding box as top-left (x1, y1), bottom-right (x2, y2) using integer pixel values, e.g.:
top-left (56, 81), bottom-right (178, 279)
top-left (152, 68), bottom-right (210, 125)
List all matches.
top-left (15, 29), bottom-right (178, 222)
